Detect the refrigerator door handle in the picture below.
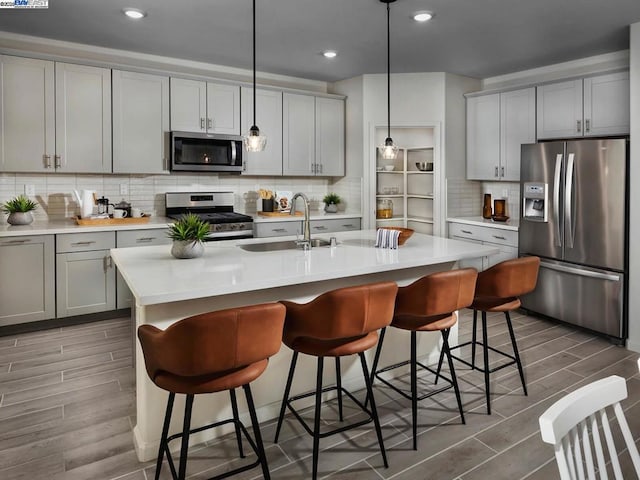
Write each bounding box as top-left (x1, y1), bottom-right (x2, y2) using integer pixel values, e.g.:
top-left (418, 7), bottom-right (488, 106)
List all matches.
top-left (565, 153), bottom-right (575, 248)
top-left (540, 260), bottom-right (621, 282)
top-left (553, 153), bottom-right (563, 247)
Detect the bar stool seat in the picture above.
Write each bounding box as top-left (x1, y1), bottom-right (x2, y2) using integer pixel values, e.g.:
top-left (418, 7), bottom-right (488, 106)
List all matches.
top-left (138, 303), bottom-right (285, 480)
top-left (370, 268), bottom-right (478, 450)
top-left (440, 256), bottom-right (540, 415)
top-left (274, 281), bottom-right (398, 480)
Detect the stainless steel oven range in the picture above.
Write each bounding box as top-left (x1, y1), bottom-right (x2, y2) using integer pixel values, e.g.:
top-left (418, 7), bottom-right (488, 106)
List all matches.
top-left (165, 192), bottom-right (253, 241)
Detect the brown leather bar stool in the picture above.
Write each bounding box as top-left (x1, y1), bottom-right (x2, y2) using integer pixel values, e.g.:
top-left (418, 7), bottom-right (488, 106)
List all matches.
top-left (439, 256), bottom-right (540, 414)
top-left (138, 303), bottom-right (285, 480)
top-left (369, 268), bottom-right (478, 450)
top-left (273, 282), bottom-right (398, 480)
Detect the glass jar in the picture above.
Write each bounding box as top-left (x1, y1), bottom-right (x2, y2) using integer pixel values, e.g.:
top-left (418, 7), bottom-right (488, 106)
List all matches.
top-left (376, 199), bottom-right (393, 219)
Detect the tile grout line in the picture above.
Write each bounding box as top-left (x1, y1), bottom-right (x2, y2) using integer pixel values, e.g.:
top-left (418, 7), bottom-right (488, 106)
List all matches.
top-left (472, 436), bottom-right (500, 454)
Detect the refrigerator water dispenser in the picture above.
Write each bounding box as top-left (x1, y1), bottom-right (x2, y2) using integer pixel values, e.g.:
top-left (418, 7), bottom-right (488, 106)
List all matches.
top-left (523, 182), bottom-right (548, 222)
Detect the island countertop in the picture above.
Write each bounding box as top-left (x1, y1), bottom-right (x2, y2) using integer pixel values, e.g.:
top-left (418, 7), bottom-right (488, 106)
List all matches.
top-left (111, 230), bottom-right (498, 307)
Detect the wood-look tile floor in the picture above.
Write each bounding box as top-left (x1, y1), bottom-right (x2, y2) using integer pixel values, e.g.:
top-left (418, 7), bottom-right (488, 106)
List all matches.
top-left (1, 310), bottom-right (638, 479)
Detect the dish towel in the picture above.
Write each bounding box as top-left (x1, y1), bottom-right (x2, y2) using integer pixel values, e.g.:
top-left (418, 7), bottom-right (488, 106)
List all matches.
top-left (375, 228), bottom-right (400, 249)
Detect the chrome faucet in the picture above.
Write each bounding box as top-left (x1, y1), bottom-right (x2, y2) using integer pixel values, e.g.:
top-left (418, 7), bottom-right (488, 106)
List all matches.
top-left (290, 192), bottom-right (311, 246)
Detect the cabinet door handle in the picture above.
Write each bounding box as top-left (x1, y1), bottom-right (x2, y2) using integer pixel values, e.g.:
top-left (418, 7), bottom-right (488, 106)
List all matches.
top-left (71, 241), bottom-right (96, 246)
top-left (136, 237), bottom-right (157, 243)
top-left (494, 166), bottom-right (498, 178)
top-left (207, 118), bottom-right (212, 129)
top-left (311, 163), bottom-right (316, 174)
top-left (43, 154), bottom-right (52, 168)
top-left (313, 226), bottom-right (328, 231)
top-left (200, 118), bottom-right (205, 130)
top-left (273, 228), bottom-right (287, 233)
top-left (585, 119), bottom-right (590, 133)
top-left (104, 255), bottom-right (113, 270)
top-left (461, 230), bottom-right (473, 235)
top-left (500, 166), bottom-right (505, 177)
top-left (2, 238), bottom-right (31, 244)
top-left (492, 235), bottom-right (506, 240)
top-left (54, 155), bottom-right (61, 168)
top-left (576, 120), bottom-right (581, 133)
top-left (318, 164), bottom-right (323, 174)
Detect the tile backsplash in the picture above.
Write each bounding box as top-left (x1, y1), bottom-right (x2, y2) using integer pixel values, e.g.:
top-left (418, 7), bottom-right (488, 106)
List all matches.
top-left (447, 179), bottom-right (521, 220)
top-left (0, 173), bottom-right (362, 224)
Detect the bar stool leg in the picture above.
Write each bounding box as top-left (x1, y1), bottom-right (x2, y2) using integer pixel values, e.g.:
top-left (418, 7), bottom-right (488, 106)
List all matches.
top-left (370, 327), bottom-right (387, 386)
top-left (442, 329), bottom-right (465, 424)
top-left (410, 331), bottom-right (418, 450)
top-left (434, 339), bottom-right (445, 385)
top-left (155, 392), bottom-right (175, 480)
top-left (359, 352), bottom-right (388, 468)
top-left (471, 309), bottom-right (478, 368)
top-left (505, 311), bottom-right (527, 396)
top-left (178, 394), bottom-right (194, 480)
top-left (481, 311), bottom-right (491, 415)
top-left (335, 357), bottom-right (343, 421)
top-left (243, 383), bottom-right (271, 480)
top-left (312, 357), bottom-right (325, 480)
top-left (274, 351), bottom-right (299, 443)
top-left (229, 388), bottom-right (245, 458)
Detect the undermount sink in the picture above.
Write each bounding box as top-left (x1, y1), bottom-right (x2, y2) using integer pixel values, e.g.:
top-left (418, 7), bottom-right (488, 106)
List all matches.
top-left (239, 238), bottom-right (331, 252)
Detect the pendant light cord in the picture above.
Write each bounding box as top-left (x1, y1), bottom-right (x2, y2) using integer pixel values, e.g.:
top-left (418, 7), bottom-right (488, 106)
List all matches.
top-left (386, 1), bottom-right (391, 140)
top-left (252, 0), bottom-right (257, 128)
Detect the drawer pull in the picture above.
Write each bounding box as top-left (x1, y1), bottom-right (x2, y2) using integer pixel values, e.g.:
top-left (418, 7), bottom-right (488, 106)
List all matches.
top-left (342, 224), bottom-right (355, 228)
top-left (71, 241), bottom-right (96, 246)
top-left (492, 235), bottom-right (506, 240)
top-left (3, 239), bottom-right (31, 244)
top-left (461, 230), bottom-right (473, 235)
top-left (273, 228), bottom-right (287, 233)
top-left (313, 226), bottom-right (328, 230)
top-left (136, 237), bottom-right (157, 242)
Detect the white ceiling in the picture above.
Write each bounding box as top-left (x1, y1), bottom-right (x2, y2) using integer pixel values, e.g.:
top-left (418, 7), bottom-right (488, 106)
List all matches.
top-left (1, 0), bottom-right (639, 82)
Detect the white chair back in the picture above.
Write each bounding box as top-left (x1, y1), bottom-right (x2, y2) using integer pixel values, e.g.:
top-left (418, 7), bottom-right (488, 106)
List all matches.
top-left (538, 375), bottom-right (640, 480)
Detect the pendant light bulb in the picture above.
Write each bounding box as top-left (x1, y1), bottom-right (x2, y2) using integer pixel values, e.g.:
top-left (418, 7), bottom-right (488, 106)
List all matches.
top-left (244, 0), bottom-right (266, 152)
top-left (378, 0), bottom-right (398, 160)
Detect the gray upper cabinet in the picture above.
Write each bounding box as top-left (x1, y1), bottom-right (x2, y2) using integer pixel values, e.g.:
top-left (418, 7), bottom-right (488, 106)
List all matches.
top-left (0, 235), bottom-right (55, 326)
top-left (0, 56), bottom-right (55, 172)
top-left (537, 71), bottom-right (629, 139)
top-left (467, 88), bottom-right (535, 181)
top-left (170, 78), bottom-right (240, 135)
top-left (241, 87), bottom-right (283, 176)
top-left (283, 93), bottom-right (345, 177)
top-left (113, 70), bottom-right (170, 174)
top-left (55, 62), bottom-right (112, 173)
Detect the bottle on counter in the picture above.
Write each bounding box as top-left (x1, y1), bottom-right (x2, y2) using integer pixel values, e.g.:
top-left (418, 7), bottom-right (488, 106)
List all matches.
top-left (482, 193), bottom-right (492, 219)
top-left (376, 199), bottom-right (393, 219)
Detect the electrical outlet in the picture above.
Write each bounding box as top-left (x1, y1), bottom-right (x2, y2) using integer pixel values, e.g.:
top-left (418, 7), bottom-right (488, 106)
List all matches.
top-left (120, 183), bottom-right (129, 195)
top-left (24, 184), bottom-right (35, 196)
top-left (502, 189), bottom-right (509, 198)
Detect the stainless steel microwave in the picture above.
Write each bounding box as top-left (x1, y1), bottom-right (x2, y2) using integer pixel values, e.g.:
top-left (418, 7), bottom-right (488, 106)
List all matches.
top-left (170, 131), bottom-right (243, 173)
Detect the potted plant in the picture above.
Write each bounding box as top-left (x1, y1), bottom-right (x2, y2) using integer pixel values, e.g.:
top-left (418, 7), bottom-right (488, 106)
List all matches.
top-left (2, 195), bottom-right (38, 225)
top-left (322, 193), bottom-right (341, 213)
top-left (167, 213), bottom-right (210, 259)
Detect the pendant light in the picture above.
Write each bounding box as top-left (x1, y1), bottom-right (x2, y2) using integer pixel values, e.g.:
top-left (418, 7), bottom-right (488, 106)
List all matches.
top-left (379, 0), bottom-right (398, 160)
top-left (244, 0), bottom-right (267, 152)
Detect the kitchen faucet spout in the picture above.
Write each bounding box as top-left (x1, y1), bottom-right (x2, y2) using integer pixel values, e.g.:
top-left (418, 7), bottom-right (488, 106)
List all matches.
top-left (290, 192), bottom-right (311, 245)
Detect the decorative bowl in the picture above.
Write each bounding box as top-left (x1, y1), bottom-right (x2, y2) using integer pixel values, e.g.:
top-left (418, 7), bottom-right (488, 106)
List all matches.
top-left (491, 215), bottom-right (510, 222)
top-left (383, 165), bottom-right (395, 171)
top-left (416, 162), bottom-right (433, 172)
top-left (379, 227), bottom-right (414, 245)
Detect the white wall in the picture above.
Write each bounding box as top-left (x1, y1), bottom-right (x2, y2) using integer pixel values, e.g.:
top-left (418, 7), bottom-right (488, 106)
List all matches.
top-left (627, 23), bottom-right (640, 352)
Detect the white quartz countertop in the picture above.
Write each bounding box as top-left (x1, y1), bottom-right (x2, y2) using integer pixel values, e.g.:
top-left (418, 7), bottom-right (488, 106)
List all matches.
top-left (447, 216), bottom-right (519, 231)
top-left (0, 217), bottom-right (172, 237)
top-left (252, 212), bottom-right (361, 223)
top-left (111, 230), bottom-right (498, 306)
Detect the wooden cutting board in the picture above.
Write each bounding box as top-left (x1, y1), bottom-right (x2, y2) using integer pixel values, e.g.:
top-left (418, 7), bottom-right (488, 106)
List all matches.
top-left (74, 216), bottom-right (152, 225)
top-left (257, 211), bottom-right (303, 217)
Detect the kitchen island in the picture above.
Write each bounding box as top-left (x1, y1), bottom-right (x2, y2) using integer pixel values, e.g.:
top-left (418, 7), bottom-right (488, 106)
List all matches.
top-left (111, 230), bottom-right (498, 462)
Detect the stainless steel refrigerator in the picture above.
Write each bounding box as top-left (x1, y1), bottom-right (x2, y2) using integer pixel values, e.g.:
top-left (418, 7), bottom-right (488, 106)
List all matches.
top-left (519, 138), bottom-right (628, 341)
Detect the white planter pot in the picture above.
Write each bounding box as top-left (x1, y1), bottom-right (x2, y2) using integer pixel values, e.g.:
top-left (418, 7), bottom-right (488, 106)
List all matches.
top-left (7, 211), bottom-right (34, 225)
top-left (324, 203), bottom-right (338, 213)
top-left (171, 240), bottom-right (204, 259)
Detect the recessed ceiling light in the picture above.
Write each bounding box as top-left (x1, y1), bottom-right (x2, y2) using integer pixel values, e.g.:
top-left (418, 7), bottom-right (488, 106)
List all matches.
top-left (413, 11), bottom-right (433, 22)
top-left (323, 50), bottom-right (338, 59)
top-left (123, 8), bottom-right (146, 19)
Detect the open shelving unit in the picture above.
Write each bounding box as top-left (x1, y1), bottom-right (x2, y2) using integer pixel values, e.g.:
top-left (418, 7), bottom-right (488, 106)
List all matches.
top-left (375, 146), bottom-right (435, 235)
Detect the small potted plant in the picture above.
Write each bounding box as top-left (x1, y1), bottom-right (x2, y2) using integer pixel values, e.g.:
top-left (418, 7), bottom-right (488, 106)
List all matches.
top-left (2, 195), bottom-right (38, 225)
top-left (323, 193), bottom-right (341, 213)
top-left (167, 213), bottom-right (210, 259)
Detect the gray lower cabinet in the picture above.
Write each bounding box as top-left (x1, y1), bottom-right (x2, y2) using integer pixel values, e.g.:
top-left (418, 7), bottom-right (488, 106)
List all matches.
top-left (56, 232), bottom-right (116, 318)
top-left (448, 222), bottom-right (518, 271)
top-left (0, 235), bottom-right (55, 326)
top-left (116, 229), bottom-right (171, 309)
top-left (254, 217), bottom-right (361, 238)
